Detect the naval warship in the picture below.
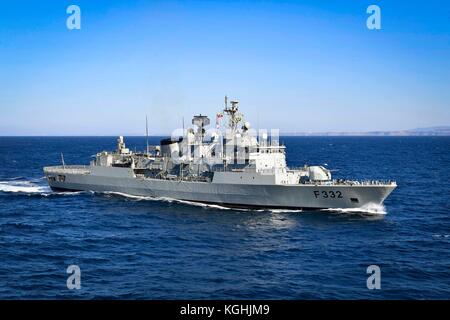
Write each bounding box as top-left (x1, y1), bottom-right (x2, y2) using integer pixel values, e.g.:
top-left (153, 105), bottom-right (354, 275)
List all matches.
top-left (44, 98), bottom-right (396, 210)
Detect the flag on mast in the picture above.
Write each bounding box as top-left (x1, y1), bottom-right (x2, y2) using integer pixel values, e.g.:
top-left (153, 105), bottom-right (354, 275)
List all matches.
top-left (216, 112), bottom-right (223, 129)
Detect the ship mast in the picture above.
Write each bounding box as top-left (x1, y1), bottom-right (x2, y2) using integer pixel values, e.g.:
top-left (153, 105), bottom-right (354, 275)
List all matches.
top-left (223, 96), bottom-right (241, 132)
top-left (145, 115), bottom-right (149, 155)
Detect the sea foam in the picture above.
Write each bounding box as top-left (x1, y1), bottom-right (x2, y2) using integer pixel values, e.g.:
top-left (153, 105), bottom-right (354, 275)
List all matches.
top-left (320, 202), bottom-right (387, 215)
top-left (0, 180), bottom-right (51, 194)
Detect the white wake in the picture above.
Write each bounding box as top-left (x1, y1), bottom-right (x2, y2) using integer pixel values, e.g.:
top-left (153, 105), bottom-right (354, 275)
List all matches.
top-left (102, 191), bottom-right (307, 213)
top-left (102, 191), bottom-right (254, 211)
top-left (0, 179), bottom-right (82, 196)
top-left (0, 180), bottom-right (51, 194)
top-left (320, 203), bottom-right (387, 215)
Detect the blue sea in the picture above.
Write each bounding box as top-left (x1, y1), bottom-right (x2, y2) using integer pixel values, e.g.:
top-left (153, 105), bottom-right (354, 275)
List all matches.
top-left (0, 136), bottom-right (449, 299)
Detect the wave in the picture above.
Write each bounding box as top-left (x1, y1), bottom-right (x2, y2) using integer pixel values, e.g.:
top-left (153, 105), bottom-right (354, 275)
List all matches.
top-left (2, 176), bottom-right (26, 181)
top-left (320, 203), bottom-right (387, 215)
top-left (101, 191), bottom-right (306, 213)
top-left (175, 199), bottom-right (233, 210)
top-left (101, 191), bottom-right (155, 201)
top-left (267, 209), bottom-right (303, 213)
top-left (0, 180), bottom-right (82, 196)
top-left (0, 180), bottom-right (51, 194)
top-left (432, 234), bottom-right (450, 239)
top-left (102, 191), bottom-right (235, 210)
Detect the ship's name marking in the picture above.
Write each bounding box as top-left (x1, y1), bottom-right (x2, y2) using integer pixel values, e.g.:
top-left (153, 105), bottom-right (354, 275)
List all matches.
top-left (313, 190), bottom-right (343, 199)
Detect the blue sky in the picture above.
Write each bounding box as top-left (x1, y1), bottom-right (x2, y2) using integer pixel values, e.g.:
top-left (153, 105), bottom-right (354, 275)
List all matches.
top-left (0, 0), bottom-right (449, 135)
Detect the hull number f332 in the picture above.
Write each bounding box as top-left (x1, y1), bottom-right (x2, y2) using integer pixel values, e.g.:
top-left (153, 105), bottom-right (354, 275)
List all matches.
top-left (314, 190), bottom-right (343, 199)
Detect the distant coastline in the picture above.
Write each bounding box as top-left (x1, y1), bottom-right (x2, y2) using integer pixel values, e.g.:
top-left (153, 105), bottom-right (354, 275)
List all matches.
top-left (281, 126), bottom-right (450, 137)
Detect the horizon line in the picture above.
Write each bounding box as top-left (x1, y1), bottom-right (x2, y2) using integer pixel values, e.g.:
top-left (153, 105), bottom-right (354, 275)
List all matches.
top-left (1, 125), bottom-right (448, 138)
top-left (1, 134), bottom-right (449, 138)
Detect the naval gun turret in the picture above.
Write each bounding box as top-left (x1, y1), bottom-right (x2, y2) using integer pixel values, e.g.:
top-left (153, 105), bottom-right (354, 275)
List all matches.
top-left (117, 136), bottom-right (130, 154)
top-left (308, 166), bottom-right (332, 181)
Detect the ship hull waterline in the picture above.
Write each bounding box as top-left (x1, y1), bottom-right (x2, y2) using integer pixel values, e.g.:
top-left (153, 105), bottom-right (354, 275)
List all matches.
top-left (44, 167), bottom-right (396, 211)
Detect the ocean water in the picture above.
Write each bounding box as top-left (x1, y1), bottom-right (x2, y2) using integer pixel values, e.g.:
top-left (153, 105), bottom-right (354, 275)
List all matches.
top-left (0, 136), bottom-right (448, 299)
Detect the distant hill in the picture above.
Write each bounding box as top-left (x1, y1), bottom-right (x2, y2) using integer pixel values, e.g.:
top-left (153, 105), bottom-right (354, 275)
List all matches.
top-left (282, 126), bottom-right (450, 136)
top-left (408, 126), bottom-right (450, 134)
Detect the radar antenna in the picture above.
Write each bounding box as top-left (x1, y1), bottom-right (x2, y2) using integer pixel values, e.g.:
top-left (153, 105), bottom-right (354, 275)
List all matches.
top-left (223, 97), bottom-right (242, 131)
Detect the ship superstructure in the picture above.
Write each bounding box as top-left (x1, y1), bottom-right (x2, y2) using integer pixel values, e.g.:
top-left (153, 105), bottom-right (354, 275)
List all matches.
top-left (44, 98), bottom-right (396, 210)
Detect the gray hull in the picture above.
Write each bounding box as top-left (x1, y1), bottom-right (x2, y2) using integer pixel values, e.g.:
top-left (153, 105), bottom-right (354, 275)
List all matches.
top-left (44, 166), bottom-right (396, 210)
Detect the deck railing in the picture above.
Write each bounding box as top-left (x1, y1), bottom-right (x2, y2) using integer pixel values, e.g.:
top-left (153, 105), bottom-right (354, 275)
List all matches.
top-left (301, 179), bottom-right (396, 186)
top-left (43, 165), bottom-right (91, 175)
